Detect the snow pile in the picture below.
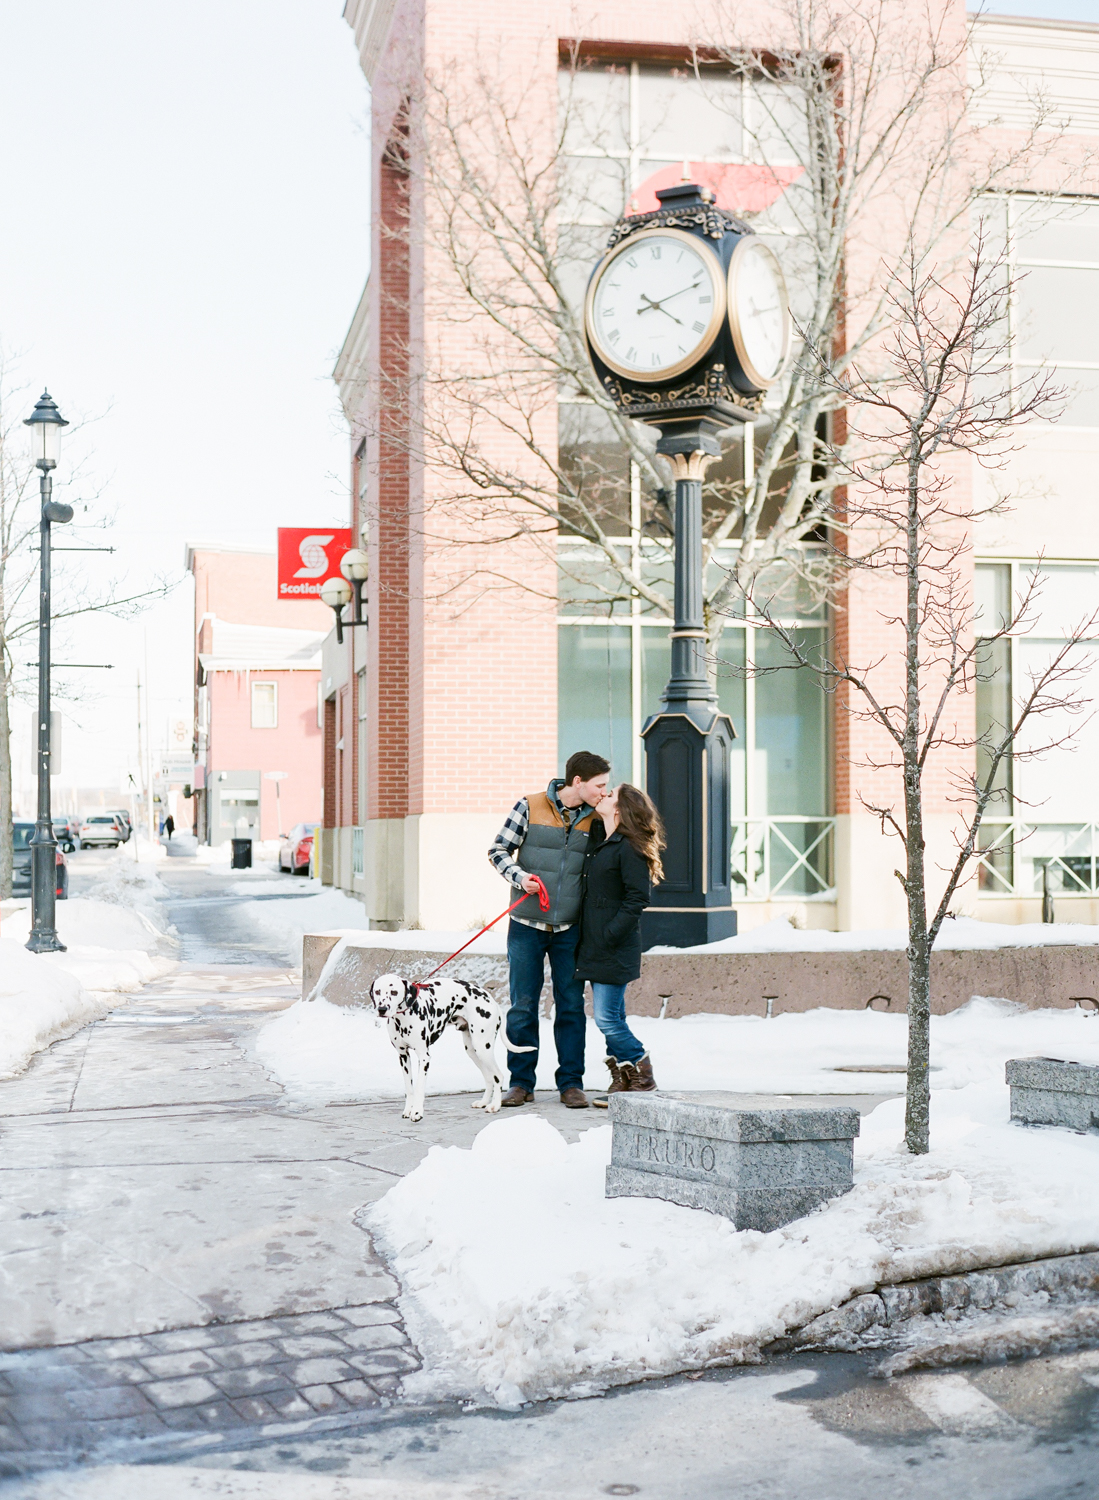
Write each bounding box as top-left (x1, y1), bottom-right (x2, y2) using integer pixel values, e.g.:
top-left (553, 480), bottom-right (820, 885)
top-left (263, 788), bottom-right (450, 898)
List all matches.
top-left (0, 943), bottom-right (110, 1080)
top-left (82, 849), bottom-right (172, 929)
top-left (652, 913), bottom-right (1099, 954)
top-left (367, 1082), bottom-right (1099, 1406)
top-left (234, 888), bottom-right (367, 967)
top-left (257, 994), bottom-right (1099, 1104)
top-left (0, 848), bottom-right (179, 1077)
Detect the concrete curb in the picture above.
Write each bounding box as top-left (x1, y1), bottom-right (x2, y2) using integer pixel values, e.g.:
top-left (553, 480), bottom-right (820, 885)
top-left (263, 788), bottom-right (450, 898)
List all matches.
top-left (770, 1248), bottom-right (1099, 1353)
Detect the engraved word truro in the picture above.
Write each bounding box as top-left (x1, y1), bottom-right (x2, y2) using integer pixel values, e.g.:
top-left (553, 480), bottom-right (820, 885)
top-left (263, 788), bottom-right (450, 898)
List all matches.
top-left (630, 1129), bottom-right (716, 1173)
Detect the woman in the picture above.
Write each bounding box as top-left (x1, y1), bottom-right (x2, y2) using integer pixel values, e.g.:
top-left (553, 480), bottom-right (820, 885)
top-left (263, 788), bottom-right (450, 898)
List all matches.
top-left (574, 782), bottom-right (665, 1105)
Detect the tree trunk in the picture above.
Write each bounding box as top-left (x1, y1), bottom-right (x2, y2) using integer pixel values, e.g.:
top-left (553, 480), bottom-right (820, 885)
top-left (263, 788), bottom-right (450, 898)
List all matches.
top-left (903, 452), bottom-right (931, 1155)
top-left (0, 650), bottom-right (12, 900)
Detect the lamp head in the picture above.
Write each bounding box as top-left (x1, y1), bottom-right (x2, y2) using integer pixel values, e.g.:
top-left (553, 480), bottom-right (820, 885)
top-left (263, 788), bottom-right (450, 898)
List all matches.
top-left (320, 577), bottom-right (352, 611)
top-left (24, 391), bottom-right (69, 470)
top-left (339, 548), bottom-right (369, 582)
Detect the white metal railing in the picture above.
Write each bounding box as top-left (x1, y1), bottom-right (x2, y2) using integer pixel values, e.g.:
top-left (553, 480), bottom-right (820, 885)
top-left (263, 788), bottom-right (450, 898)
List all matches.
top-left (351, 825), bottom-right (365, 877)
top-left (731, 817), bottom-right (836, 901)
top-left (978, 819), bottom-right (1099, 898)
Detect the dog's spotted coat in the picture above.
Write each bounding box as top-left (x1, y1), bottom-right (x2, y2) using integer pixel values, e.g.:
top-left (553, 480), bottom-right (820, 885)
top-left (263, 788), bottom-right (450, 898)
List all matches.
top-left (369, 973), bottom-right (532, 1121)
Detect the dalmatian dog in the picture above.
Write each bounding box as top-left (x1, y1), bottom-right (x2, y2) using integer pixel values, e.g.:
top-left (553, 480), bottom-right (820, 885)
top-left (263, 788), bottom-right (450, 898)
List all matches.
top-left (369, 973), bottom-right (534, 1122)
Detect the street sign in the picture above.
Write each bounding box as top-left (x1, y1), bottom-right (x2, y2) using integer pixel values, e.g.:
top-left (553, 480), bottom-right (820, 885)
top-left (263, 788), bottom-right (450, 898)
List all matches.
top-left (277, 528), bottom-right (353, 599)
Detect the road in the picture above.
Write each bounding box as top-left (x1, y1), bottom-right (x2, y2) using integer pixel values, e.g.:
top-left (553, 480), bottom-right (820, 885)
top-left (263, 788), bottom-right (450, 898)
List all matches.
top-left (1, 855), bottom-right (1098, 1497)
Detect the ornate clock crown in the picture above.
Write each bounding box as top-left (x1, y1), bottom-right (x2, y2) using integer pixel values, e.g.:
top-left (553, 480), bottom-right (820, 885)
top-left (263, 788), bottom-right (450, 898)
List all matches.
top-left (606, 181), bottom-right (752, 251)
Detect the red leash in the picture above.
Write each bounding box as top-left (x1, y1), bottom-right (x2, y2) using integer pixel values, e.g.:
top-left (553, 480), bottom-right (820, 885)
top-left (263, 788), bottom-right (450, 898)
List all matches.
top-left (423, 876), bottom-right (550, 979)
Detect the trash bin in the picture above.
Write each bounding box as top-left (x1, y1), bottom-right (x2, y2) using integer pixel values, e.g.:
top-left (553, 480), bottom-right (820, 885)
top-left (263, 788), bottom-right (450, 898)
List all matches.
top-left (231, 838), bottom-right (253, 870)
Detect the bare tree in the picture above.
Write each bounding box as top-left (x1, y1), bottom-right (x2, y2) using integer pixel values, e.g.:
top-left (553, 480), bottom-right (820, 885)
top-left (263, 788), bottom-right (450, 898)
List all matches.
top-left (758, 242), bottom-right (1094, 1154)
top-left (0, 362), bottom-right (171, 898)
top-left (369, 1), bottom-right (1072, 648)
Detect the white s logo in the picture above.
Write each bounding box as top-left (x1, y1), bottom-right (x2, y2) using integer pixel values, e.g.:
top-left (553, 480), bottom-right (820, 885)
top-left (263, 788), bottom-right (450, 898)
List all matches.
top-left (294, 535), bottom-right (334, 579)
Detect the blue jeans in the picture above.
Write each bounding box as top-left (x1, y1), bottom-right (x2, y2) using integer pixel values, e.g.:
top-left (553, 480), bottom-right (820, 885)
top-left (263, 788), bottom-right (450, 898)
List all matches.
top-left (505, 920), bottom-right (586, 1092)
top-left (591, 983), bottom-right (646, 1065)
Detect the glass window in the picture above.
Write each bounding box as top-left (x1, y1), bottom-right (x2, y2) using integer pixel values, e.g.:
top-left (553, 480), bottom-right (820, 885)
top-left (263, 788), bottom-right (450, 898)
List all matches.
top-left (558, 625), bottom-right (633, 783)
top-left (559, 404), bottom-right (631, 537)
top-left (1014, 201), bottom-right (1099, 264)
top-left (1015, 266), bottom-right (1099, 364)
top-left (753, 628), bottom-right (828, 816)
top-left (636, 65), bottom-right (743, 161)
top-left (251, 682), bottom-right (278, 729)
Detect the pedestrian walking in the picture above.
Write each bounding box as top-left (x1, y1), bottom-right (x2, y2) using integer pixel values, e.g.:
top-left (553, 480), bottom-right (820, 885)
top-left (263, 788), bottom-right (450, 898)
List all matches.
top-left (164, 814), bottom-right (175, 840)
top-left (575, 782), bottom-right (665, 1106)
top-left (488, 750), bottom-right (611, 1109)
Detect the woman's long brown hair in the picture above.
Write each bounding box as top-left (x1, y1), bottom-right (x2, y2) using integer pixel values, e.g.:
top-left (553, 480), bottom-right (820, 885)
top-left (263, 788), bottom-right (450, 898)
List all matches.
top-left (614, 783), bottom-right (665, 884)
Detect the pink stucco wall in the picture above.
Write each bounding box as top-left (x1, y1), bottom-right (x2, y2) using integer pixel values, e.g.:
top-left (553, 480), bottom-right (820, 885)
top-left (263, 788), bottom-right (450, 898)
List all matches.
top-left (206, 670), bottom-right (322, 839)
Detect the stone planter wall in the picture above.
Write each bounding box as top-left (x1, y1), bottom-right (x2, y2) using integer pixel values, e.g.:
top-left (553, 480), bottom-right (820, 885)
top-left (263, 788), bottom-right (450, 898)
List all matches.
top-left (302, 931), bottom-right (1099, 1016)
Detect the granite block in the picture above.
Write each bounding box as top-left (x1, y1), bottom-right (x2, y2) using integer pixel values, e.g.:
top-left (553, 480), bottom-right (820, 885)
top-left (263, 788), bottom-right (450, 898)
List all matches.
top-left (606, 1092), bottom-right (859, 1230)
top-left (1007, 1057), bottom-right (1099, 1132)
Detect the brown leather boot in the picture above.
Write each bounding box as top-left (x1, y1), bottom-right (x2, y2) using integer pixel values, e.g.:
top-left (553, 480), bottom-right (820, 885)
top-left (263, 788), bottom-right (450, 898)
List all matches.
top-left (501, 1087), bottom-right (534, 1107)
top-left (592, 1056), bottom-right (623, 1109)
top-left (623, 1054), bottom-right (657, 1092)
top-left (559, 1087), bottom-right (589, 1108)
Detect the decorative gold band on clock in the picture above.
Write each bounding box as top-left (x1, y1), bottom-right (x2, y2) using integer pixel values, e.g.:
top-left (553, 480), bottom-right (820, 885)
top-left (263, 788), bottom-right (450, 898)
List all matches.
top-left (669, 629), bottom-right (707, 639)
top-left (666, 450), bottom-right (717, 481)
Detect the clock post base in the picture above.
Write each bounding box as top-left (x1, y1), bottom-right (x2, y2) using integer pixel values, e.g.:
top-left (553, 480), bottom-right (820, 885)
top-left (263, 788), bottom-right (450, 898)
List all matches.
top-left (641, 906), bottom-right (737, 950)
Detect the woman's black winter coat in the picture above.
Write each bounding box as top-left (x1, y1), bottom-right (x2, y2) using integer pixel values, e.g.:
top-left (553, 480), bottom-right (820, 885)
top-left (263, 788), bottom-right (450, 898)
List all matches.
top-left (574, 823), bottom-right (653, 985)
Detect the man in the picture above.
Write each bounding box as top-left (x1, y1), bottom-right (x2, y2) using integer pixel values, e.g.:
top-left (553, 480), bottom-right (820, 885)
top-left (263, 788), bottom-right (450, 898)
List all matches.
top-left (488, 750), bottom-right (610, 1109)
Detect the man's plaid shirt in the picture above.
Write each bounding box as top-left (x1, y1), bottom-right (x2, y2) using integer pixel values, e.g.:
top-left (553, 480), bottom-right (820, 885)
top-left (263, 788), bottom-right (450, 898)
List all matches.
top-left (488, 782), bottom-right (589, 932)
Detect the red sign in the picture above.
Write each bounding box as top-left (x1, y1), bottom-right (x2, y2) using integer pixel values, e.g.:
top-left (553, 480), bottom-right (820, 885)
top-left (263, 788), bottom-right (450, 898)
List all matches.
top-left (277, 528), bottom-right (353, 599)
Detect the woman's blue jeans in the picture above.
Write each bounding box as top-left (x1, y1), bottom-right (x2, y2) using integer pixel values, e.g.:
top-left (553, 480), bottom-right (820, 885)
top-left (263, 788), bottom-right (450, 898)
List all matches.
top-left (591, 983), bottom-right (646, 1064)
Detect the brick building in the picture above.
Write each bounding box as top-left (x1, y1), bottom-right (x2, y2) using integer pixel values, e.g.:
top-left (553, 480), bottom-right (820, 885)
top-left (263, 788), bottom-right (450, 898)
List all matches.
top-left (187, 545), bottom-right (328, 846)
top-left (325, 2), bottom-right (1099, 932)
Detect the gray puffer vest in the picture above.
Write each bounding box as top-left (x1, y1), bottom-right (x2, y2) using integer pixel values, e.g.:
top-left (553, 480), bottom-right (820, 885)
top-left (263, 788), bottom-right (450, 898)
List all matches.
top-left (511, 781), bottom-right (596, 927)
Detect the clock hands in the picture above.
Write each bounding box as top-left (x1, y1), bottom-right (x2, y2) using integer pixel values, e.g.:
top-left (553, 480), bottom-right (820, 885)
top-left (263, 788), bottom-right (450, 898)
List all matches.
top-left (637, 278), bottom-right (703, 320)
top-left (639, 292), bottom-right (683, 325)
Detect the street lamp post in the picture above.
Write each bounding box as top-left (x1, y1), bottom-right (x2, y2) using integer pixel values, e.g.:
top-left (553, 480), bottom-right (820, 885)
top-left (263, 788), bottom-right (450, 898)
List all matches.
top-left (24, 391), bottom-right (72, 955)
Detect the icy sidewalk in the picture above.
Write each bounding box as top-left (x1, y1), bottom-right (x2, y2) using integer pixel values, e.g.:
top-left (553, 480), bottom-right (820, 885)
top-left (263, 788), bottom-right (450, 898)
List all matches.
top-left (0, 851), bottom-right (178, 1078)
top-left (365, 1078), bottom-right (1099, 1407)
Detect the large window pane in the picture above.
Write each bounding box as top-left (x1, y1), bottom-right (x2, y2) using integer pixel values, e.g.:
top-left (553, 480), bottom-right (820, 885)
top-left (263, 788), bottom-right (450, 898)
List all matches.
top-left (753, 628), bottom-right (828, 815)
top-left (1015, 266), bottom-right (1099, 364)
top-left (636, 65), bottom-right (742, 161)
top-left (1014, 201), bottom-right (1099, 265)
top-left (715, 630), bottom-right (747, 820)
top-left (558, 624), bottom-right (632, 783)
top-left (559, 63), bottom-right (630, 156)
top-left (559, 403), bottom-right (631, 537)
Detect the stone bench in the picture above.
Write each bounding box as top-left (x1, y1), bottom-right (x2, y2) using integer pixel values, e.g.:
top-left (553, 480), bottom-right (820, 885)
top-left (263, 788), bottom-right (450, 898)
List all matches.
top-left (605, 1091), bottom-right (860, 1232)
top-left (1007, 1057), bottom-right (1099, 1133)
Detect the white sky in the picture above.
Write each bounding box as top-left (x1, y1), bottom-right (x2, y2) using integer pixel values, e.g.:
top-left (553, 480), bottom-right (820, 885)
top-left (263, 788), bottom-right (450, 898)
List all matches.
top-left (0, 2), bottom-right (369, 806)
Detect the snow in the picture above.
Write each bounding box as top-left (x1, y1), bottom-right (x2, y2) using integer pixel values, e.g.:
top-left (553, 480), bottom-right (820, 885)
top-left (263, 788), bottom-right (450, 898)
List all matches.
top-left (649, 914), bottom-right (1099, 953)
top-left (232, 888), bottom-right (369, 967)
top-left (0, 849), bottom-right (178, 1078)
top-left (367, 1073), bottom-right (1099, 1406)
top-left (230, 877), bottom-right (323, 895)
top-left (256, 993), bottom-right (1099, 1103)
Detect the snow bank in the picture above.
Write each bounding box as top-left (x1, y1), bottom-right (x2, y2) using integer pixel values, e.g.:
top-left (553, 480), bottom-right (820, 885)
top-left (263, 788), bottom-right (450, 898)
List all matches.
top-left (651, 913), bottom-right (1099, 954)
top-left (0, 944), bottom-right (109, 1079)
top-left (0, 848), bottom-right (178, 1077)
top-left (368, 1081), bottom-right (1099, 1405)
top-left (234, 888), bottom-right (368, 967)
top-left (257, 994), bottom-right (1099, 1103)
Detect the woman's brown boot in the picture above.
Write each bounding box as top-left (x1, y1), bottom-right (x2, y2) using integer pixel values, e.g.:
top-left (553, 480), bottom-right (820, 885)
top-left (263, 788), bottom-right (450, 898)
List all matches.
top-left (592, 1056), bottom-right (624, 1109)
top-left (625, 1053), bottom-right (657, 1092)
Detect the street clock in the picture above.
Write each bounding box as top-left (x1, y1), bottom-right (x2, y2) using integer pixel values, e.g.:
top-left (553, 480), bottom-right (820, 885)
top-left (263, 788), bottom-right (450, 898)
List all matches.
top-left (584, 182), bottom-right (791, 424)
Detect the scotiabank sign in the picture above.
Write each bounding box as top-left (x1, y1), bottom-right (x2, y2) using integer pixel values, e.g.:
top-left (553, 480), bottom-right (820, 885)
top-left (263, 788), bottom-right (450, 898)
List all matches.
top-left (277, 528), bottom-right (353, 598)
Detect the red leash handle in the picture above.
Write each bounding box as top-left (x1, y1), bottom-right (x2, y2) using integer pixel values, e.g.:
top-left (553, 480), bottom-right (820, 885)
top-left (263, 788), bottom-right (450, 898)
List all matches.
top-left (423, 876), bottom-right (549, 980)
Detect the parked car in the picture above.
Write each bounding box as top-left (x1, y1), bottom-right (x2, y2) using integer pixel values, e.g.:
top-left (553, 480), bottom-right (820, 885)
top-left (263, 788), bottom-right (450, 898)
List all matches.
top-left (103, 809), bottom-right (132, 842)
top-left (52, 816), bottom-right (81, 853)
top-left (79, 814), bottom-right (126, 848)
top-left (11, 821), bottom-right (69, 899)
top-left (279, 822), bottom-right (318, 875)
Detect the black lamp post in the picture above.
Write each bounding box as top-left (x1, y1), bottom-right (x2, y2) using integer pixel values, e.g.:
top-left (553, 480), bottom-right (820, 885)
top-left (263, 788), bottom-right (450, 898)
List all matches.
top-left (24, 391), bottom-right (72, 955)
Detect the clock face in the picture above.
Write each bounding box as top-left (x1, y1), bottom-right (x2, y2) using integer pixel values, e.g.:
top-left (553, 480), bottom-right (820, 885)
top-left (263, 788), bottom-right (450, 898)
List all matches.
top-left (586, 228), bottom-right (727, 383)
top-left (727, 237), bottom-right (791, 389)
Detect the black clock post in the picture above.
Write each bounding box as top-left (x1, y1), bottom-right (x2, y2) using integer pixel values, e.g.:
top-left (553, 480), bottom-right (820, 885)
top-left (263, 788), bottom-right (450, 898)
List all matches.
top-left (585, 181), bottom-right (785, 947)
